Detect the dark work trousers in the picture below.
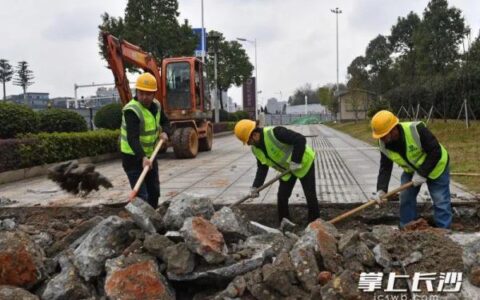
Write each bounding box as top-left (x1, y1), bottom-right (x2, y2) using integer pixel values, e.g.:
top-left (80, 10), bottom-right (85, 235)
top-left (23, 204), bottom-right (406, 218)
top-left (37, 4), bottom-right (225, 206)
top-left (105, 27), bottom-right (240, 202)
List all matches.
top-left (122, 157), bottom-right (160, 209)
top-left (277, 162), bottom-right (320, 223)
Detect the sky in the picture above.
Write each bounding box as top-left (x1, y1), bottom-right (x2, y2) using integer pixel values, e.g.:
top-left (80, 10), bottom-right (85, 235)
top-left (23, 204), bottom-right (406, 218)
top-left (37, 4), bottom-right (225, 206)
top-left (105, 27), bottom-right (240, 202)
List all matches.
top-left (1, 0), bottom-right (479, 106)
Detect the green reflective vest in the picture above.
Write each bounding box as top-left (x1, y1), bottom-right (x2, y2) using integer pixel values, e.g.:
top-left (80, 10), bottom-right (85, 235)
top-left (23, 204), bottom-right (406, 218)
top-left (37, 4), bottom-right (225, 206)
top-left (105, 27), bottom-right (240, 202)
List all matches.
top-left (379, 122), bottom-right (448, 180)
top-left (120, 99), bottom-right (161, 158)
top-left (252, 127), bottom-right (316, 181)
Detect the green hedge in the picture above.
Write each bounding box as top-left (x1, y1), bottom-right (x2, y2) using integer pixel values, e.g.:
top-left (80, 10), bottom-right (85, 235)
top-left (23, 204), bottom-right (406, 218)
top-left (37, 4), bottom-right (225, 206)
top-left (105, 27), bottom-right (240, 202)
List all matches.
top-left (213, 122), bottom-right (236, 133)
top-left (0, 102), bottom-right (38, 138)
top-left (94, 103), bottom-right (122, 130)
top-left (37, 109), bottom-right (88, 133)
top-left (0, 130), bottom-right (119, 173)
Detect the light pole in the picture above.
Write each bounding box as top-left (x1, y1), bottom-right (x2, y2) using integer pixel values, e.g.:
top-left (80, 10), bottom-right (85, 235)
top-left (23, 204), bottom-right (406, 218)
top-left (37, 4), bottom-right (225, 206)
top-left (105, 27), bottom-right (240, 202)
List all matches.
top-left (208, 32), bottom-right (221, 122)
top-left (331, 7), bottom-right (342, 120)
top-left (201, 0), bottom-right (205, 63)
top-left (237, 37), bottom-right (258, 120)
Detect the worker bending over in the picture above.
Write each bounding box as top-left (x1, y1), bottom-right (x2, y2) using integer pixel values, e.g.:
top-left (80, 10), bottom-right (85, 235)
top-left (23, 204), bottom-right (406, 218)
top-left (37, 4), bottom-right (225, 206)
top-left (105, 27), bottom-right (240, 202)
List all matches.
top-left (234, 119), bottom-right (320, 223)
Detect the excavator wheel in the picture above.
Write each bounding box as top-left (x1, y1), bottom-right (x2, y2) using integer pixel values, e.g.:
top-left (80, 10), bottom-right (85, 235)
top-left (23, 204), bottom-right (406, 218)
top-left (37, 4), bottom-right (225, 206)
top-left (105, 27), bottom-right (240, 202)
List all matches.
top-left (198, 125), bottom-right (213, 152)
top-left (172, 127), bottom-right (199, 159)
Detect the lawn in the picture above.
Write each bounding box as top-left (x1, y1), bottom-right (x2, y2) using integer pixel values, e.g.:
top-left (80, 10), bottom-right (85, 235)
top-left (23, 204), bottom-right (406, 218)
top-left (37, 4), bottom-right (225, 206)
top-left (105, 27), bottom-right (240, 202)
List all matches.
top-left (327, 119), bottom-right (480, 194)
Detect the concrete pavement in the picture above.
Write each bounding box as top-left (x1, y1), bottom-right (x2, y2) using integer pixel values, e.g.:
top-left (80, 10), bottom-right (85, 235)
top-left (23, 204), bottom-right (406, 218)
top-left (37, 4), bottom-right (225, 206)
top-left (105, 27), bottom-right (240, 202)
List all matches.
top-left (0, 124), bottom-right (475, 207)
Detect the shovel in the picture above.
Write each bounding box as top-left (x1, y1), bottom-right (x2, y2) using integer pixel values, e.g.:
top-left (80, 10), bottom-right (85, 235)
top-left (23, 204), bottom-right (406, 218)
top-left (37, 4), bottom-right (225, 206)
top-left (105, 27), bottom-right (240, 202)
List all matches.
top-left (124, 139), bottom-right (165, 234)
top-left (328, 181), bottom-right (414, 224)
top-left (230, 169), bottom-right (291, 207)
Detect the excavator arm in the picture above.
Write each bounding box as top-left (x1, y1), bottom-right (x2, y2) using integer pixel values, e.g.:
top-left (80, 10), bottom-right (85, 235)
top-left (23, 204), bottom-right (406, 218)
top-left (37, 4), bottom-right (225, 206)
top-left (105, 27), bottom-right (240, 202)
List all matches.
top-left (102, 32), bottom-right (162, 106)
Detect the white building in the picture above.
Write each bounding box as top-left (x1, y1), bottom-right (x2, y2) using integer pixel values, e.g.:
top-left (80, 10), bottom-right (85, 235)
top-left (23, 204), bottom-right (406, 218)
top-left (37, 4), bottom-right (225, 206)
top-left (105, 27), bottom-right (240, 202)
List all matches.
top-left (266, 98), bottom-right (287, 114)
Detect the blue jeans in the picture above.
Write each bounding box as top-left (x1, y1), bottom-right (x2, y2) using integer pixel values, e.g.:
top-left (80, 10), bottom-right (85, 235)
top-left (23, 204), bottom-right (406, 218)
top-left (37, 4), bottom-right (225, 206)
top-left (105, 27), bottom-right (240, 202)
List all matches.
top-left (399, 166), bottom-right (452, 228)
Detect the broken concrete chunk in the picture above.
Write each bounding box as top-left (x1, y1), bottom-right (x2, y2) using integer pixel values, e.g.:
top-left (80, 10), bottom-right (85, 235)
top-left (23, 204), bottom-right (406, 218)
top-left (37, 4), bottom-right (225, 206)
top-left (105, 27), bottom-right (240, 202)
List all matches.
top-left (42, 254), bottom-right (95, 300)
top-left (165, 231), bottom-right (184, 243)
top-left (244, 269), bottom-right (282, 300)
top-left (0, 231), bottom-right (46, 289)
top-left (343, 241), bottom-right (375, 270)
top-left (262, 252), bottom-right (307, 297)
top-left (163, 242), bottom-right (195, 275)
top-left (359, 231), bottom-right (381, 249)
top-left (373, 244), bottom-right (392, 268)
top-left (73, 216), bottom-right (135, 281)
top-left (0, 286), bottom-right (39, 300)
top-left (249, 221), bottom-right (283, 235)
top-left (0, 218), bottom-right (16, 230)
top-left (279, 218), bottom-right (297, 233)
top-left (306, 218), bottom-right (340, 238)
top-left (105, 254), bottom-right (175, 300)
top-left (163, 194), bottom-right (215, 230)
top-left (210, 206), bottom-right (251, 242)
top-left (32, 232), bottom-right (53, 249)
top-left (243, 233), bottom-right (295, 256)
top-left (303, 221), bottom-right (342, 273)
top-left (213, 275), bottom-right (247, 299)
top-left (181, 216), bottom-right (228, 264)
top-left (289, 241), bottom-right (319, 292)
top-left (321, 270), bottom-right (361, 300)
top-left (144, 233), bottom-right (175, 260)
top-left (338, 230), bottom-right (359, 253)
top-left (46, 216), bottom-right (104, 257)
top-left (371, 225), bottom-right (397, 241)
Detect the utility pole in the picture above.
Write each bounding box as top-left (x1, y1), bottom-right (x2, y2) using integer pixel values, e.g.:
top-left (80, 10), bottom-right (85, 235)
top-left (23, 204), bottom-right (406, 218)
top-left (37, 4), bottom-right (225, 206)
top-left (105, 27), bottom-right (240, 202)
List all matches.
top-left (331, 7), bottom-right (342, 120)
top-left (210, 32), bottom-right (221, 123)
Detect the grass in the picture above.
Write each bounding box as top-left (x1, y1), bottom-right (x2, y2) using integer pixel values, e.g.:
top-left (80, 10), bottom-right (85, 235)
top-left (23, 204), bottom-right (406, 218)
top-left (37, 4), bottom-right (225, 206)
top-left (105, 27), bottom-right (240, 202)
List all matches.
top-left (327, 119), bottom-right (480, 194)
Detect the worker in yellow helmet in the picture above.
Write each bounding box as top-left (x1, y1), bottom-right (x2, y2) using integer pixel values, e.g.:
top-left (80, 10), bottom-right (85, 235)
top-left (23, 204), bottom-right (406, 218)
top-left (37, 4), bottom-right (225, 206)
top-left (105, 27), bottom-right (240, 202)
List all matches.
top-left (371, 110), bottom-right (451, 228)
top-left (120, 73), bottom-right (170, 209)
top-left (234, 119), bottom-right (320, 224)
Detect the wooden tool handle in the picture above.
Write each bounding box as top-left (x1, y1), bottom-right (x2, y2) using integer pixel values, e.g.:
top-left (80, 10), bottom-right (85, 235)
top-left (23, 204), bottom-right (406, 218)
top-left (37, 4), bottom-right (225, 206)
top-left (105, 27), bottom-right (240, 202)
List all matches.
top-left (328, 181), bottom-right (414, 224)
top-left (230, 169), bottom-right (291, 207)
top-left (128, 139), bottom-right (164, 201)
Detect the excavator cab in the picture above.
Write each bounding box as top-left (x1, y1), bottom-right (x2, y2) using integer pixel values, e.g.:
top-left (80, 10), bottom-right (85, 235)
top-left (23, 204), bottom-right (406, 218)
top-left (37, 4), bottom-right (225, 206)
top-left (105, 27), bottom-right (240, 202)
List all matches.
top-left (162, 58), bottom-right (211, 120)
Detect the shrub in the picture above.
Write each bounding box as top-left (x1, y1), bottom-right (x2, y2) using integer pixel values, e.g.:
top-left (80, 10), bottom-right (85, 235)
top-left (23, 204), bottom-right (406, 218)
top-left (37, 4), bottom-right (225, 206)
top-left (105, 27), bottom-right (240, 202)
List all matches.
top-left (94, 103), bottom-right (122, 130)
top-left (0, 130), bottom-right (119, 173)
top-left (0, 102), bottom-right (38, 138)
top-left (233, 111), bottom-right (250, 120)
top-left (37, 109), bottom-right (88, 133)
top-left (367, 99), bottom-right (391, 118)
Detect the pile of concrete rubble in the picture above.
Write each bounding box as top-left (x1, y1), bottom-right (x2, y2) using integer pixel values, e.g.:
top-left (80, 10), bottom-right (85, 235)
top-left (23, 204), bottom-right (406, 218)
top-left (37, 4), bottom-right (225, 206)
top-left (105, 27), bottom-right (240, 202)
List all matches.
top-left (1, 194), bottom-right (480, 299)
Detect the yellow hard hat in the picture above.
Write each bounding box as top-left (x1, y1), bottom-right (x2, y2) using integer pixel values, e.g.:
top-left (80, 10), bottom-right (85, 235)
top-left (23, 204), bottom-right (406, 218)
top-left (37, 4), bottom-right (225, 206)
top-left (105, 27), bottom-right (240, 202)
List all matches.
top-left (371, 110), bottom-right (399, 139)
top-left (234, 119), bottom-right (256, 145)
top-left (135, 73), bottom-right (157, 92)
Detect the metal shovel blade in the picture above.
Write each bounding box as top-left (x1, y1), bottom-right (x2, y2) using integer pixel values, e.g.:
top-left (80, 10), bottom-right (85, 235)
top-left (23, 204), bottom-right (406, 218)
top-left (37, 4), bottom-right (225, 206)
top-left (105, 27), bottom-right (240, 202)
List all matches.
top-left (125, 198), bottom-right (158, 234)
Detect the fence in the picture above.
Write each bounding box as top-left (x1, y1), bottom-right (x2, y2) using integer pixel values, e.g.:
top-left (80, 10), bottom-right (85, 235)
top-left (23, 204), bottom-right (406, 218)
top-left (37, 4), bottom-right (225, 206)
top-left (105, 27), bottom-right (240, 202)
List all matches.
top-left (264, 113), bottom-right (334, 126)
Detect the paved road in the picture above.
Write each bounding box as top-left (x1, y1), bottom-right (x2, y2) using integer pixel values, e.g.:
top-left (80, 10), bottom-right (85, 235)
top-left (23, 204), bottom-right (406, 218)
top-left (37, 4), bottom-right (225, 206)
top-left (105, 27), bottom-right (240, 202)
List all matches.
top-left (0, 125), bottom-right (475, 207)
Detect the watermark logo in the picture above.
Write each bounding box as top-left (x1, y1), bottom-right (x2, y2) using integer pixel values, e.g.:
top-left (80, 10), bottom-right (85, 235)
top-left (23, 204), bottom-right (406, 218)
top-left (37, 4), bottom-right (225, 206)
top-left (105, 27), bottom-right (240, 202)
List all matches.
top-left (359, 272), bottom-right (462, 294)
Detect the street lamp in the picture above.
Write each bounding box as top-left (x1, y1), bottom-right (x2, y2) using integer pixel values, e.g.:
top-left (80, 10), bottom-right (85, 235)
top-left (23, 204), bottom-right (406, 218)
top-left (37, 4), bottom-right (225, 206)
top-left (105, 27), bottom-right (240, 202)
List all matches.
top-left (331, 7), bottom-right (342, 120)
top-left (237, 37), bottom-right (258, 120)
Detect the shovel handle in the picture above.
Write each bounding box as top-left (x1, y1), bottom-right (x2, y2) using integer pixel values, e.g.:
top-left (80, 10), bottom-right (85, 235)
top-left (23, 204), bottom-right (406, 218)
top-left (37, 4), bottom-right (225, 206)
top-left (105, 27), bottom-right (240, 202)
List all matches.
top-left (230, 169), bottom-right (291, 207)
top-left (128, 139), bottom-right (164, 201)
top-left (328, 181), bottom-right (414, 224)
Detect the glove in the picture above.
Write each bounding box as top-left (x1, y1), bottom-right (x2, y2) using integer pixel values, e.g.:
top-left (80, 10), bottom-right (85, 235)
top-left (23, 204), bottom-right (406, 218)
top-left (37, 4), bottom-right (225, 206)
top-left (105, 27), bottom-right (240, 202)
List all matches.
top-left (249, 187), bottom-right (259, 198)
top-left (289, 162), bottom-right (302, 171)
top-left (160, 132), bottom-right (168, 142)
top-left (412, 172), bottom-right (427, 187)
top-left (373, 190), bottom-right (386, 205)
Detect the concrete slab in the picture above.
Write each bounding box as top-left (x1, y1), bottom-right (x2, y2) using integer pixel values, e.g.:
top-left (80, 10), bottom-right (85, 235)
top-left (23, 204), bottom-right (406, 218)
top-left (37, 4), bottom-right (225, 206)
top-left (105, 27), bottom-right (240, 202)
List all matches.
top-left (0, 126), bottom-right (476, 208)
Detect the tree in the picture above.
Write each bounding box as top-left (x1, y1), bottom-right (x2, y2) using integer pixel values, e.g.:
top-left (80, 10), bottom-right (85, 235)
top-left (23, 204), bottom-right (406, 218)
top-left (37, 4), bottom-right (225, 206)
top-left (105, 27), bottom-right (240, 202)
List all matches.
top-left (98, 0), bottom-right (197, 65)
top-left (13, 61), bottom-right (34, 105)
top-left (365, 35), bottom-right (393, 95)
top-left (414, 0), bottom-right (468, 119)
top-left (0, 59), bottom-right (13, 100)
top-left (206, 30), bottom-right (254, 109)
top-left (288, 83), bottom-right (320, 106)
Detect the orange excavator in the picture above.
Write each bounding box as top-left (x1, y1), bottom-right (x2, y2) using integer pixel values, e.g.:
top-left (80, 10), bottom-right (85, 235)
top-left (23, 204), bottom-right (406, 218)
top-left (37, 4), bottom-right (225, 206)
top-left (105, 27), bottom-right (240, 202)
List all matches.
top-left (102, 32), bottom-right (213, 158)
